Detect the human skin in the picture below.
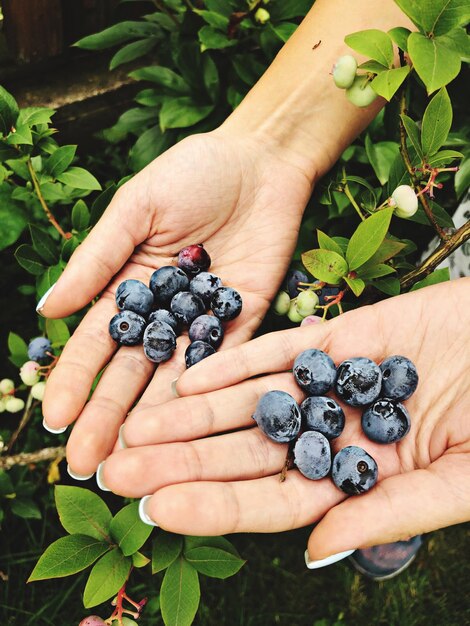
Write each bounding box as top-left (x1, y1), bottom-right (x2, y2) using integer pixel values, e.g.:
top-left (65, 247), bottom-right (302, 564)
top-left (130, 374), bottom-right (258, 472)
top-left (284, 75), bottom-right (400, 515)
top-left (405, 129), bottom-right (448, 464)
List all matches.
top-left (39, 0), bottom-right (413, 476)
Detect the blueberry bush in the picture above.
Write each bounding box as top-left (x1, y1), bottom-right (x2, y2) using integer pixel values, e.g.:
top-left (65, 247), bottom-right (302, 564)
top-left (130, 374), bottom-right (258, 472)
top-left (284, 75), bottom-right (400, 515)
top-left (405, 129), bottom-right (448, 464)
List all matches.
top-left (0, 0), bottom-right (469, 625)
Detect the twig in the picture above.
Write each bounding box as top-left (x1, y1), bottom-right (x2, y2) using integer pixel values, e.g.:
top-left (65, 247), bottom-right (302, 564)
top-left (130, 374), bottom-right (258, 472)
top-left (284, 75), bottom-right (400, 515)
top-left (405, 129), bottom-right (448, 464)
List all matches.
top-left (4, 391), bottom-right (35, 453)
top-left (342, 168), bottom-right (365, 221)
top-left (152, 0), bottom-right (181, 25)
top-left (279, 441), bottom-right (295, 482)
top-left (27, 159), bottom-right (69, 240)
top-left (0, 446), bottom-right (65, 470)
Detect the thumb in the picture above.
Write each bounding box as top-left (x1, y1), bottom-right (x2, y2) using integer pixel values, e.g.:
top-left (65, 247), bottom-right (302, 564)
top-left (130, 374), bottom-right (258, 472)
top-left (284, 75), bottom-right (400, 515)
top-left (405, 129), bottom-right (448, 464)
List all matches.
top-left (307, 454), bottom-right (470, 560)
top-left (37, 173), bottom-right (153, 318)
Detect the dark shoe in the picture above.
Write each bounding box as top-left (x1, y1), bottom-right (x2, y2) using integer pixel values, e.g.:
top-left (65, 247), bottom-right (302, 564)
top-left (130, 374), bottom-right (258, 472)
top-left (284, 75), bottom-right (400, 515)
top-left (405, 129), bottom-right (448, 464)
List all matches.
top-left (349, 536), bottom-right (423, 581)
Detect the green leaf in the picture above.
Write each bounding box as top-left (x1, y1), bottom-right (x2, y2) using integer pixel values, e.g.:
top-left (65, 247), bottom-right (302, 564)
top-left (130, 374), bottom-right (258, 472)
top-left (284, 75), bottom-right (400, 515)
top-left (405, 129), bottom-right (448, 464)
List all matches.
top-left (365, 137), bottom-right (400, 185)
top-left (45, 319), bottom-right (70, 346)
top-left (83, 548), bottom-right (132, 608)
top-left (10, 497), bottom-right (41, 520)
top-left (29, 224), bottom-right (58, 265)
top-left (110, 502), bottom-right (154, 557)
top-left (408, 32), bottom-right (461, 94)
top-left (184, 535), bottom-right (240, 557)
top-left (301, 249), bottom-right (348, 285)
top-left (388, 27), bottom-right (411, 51)
top-left (28, 535), bottom-right (109, 582)
top-left (129, 66), bottom-right (190, 94)
top-left (54, 485), bottom-right (112, 542)
top-left (205, 0), bottom-right (233, 17)
top-left (56, 167), bottom-right (101, 191)
top-left (357, 263), bottom-right (396, 280)
top-left (346, 209), bottom-right (394, 270)
top-left (317, 230), bottom-right (345, 256)
top-left (396, 0), bottom-right (470, 36)
top-left (198, 25), bottom-right (237, 51)
top-left (426, 149), bottom-right (463, 166)
top-left (132, 551), bottom-right (150, 568)
top-left (135, 88), bottom-right (163, 107)
top-left (152, 532), bottom-right (183, 574)
top-left (270, 0), bottom-right (312, 21)
top-left (407, 201), bottom-right (454, 228)
top-left (401, 114), bottom-right (424, 161)
top-left (72, 200), bottom-right (90, 231)
top-left (37, 264), bottom-right (63, 298)
top-left (438, 26), bottom-right (470, 58)
top-left (0, 204), bottom-right (27, 251)
top-left (194, 9), bottom-right (229, 29)
top-left (360, 238), bottom-right (406, 265)
top-left (129, 125), bottom-right (173, 172)
top-left (160, 98), bottom-right (214, 131)
top-left (0, 470), bottom-right (15, 497)
top-left (15, 244), bottom-right (46, 276)
top-left (8, 332), bottom-right (28, 363)
top-left (7, 124), bottom-right (33, 145)
top-left (75, 21), bottom-right (159, 50)
top-left (44, 145), bottom-right (77, 177)
top-left (184, 547), bottom-right (245, 579)
top-left (410, 267), bottom-right (450, 291)
top-left (272, 22), bottom-right (298, 43)
top-left (421, 88), bottom-right (452, 157)
top-left (371, 65), bottom-right (410, 100)
top-left (455, 155), bottom-right (470, 198)
top-left (345, 29), bottom-right (394, 67)
top-left (202, 54), bottom-right (219, 102)
top-left (0, 86), bottom-right (19, 136)
top-left (160, 557), bottom-right (200, 626)
top-left (344, 276), bottom-right (366, 297)
top-left (358, 60), bottom-right (389, 73)
top-left (374, 276), bottom-right (401, 296)
top-left (90, 185), bottom-right (116, 226)
top-left (110, 38), bottom-right (157, 70)
top-left (18, 107), bottom-right (55, 127)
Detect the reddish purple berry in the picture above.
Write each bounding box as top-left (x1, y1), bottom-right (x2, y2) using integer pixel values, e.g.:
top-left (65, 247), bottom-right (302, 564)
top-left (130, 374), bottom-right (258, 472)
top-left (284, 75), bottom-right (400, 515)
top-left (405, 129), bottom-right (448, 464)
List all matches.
top-left (79, 617), bottom-right (106, 626)
top-left (178, 244), bottom-right (211, 275)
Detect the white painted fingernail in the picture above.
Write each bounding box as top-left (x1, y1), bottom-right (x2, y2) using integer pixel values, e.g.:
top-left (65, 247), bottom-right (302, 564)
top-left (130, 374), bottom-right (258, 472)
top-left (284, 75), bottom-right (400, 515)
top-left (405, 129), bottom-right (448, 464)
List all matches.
top-left (305, 549), bottom-right (355, 569)
top-left (36, 283), bottom-right (56, 314)
top-left (67, 464), bottom-right (95, 481)
top-left (171, 378), bottom-right (179, 398)
top-left (96, 462), bottom-right (111, 492)
top-left (118, 424), bottom-right (127, 449)
top-left (43, 418), bottom-right (67, 434)
top-left (139, 496), bottom-right (158, 527)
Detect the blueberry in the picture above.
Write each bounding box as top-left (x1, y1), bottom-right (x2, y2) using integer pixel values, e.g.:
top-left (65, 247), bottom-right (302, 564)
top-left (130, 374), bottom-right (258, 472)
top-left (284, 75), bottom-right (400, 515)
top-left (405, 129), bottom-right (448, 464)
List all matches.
top-left (318, 285), bottom-right (341, 306)
top-left (295, 290), bottom-right (319, 317)
top-left (332, 446), bottom-right (378, 495)
top-left (300, 396), bottom-right (345, 439)
top-left (115, 279), bottom-right (154, 317)
top-left (189, 272), bottom-right (222, 304)
top-left (148, 309), bottom-right (179, 333)
top-left (27, 337), bottom-right (52, 361)
top-left (293, 349), bottom-right (336, 395)
top-left (150, 266), bottom-right (189, 308)
top-left (362, 398), bottom-right (411, 444)
top-left (211, 287), bottom-right (242, 321)
top-left (391, 185), bottom-right (419, 219)
top-left (346, 75), bottom-right (377, 108)
top-left (380, 355), bottom-right (418, 401)
top-left (171, 291), bottom-right (205, 326)
top-left (332, 55), bottom-right (357, 89)
top-left (109, 311), bottom-right (146, 346)
top-left (294, 431), bottom-right (331, 480)
top-left (285, 269), bottom-right (309, 298)
top-left (335, 357), bottom-right (382, 407)
top-left (253, 390), bottom-right (301, 443)
top-left (189, 315), bottom-right (224, 348)
top-left (185, 341), bottom-right (216, 368)
top-left (143, 320), bottom-right (177, 363)
top-left (273, 291), bottom-right (291, 316)
top-left (178, 244), bottom-right (211, 275)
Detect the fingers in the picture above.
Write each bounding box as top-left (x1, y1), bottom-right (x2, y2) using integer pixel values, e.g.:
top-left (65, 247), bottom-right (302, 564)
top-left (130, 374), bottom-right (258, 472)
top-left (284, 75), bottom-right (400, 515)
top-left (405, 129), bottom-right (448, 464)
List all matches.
top-left (40, 174), bottom-right (152, 318)
top-left (307, 453), bottom-right (470, 560)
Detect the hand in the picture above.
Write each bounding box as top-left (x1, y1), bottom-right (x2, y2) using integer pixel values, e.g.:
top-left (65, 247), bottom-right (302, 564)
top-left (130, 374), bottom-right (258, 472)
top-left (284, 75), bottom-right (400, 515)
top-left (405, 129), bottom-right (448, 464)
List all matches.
top-left (97, 279), bottom-right (470, 562)
top-left (41, 130), bottom-right (314, 475)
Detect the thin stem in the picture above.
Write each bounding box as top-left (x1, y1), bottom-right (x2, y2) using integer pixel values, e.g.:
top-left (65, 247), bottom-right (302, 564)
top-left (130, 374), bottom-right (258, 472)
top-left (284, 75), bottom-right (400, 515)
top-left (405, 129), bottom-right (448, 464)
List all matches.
top-left (153, 0), bottom-right (181, 25)
top-left (342, 169), bottom-right (365, 221)
top-left (0, 446), bottom-right (65, 470)
top-left (4, 391), bottom-right (34, 453)
top-left (27, 159), bottom-right (69, 240)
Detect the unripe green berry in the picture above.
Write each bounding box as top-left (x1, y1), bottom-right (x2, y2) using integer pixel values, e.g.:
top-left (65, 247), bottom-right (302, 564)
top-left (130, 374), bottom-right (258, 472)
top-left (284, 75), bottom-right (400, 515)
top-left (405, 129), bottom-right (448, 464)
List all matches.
top-left (0, 378), bottom-right (14, 394)
top-left (287, 300), bottom-right (304, 323)
top-left (346, 76), bottom-right (377, 108)
top-left (255, 8), bottom-right (270, 23)
top-left (0, 398), bottom-right (6, 413)
top-left (390, 185), bottom-right (418, 218)
top-left (5, 397), bottom-right (25, 413)
top-left (295, 290), bottom-right (319, 317)
top-left (31, 381), bottom-right (46, 401)
top-left (332, 55), bottom-right (357, 89)
top-left (20, 361), bottom-right (40, 386)
top-left (273, 291), bottom-right (291, 316)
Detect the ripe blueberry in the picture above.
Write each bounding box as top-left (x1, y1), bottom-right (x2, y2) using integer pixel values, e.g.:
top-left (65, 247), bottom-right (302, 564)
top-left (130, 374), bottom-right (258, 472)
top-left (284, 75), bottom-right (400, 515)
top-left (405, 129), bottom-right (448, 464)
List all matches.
top-left (171, 291), bottom-right (205, 326)
top-left (380, 355), bottom-right (418, 401)
top-left (185, 341), bottom-right (216, 368)
top-left (189, 315), bottom-right (224, 348)
top-left (332, 54), bottom-right (358, 89)
top-left (295, 290), bottom-right (319, 317)
top-left (109, 311), bottom-right (146, 346)
top-left (293, 349), bottom-right (336, 395)
top-left (362, 398), bottom-right (411, 444)
top-left (335, 357), bottom-right (382, 407)
top-left (253, 390), bottom-right (301, 443)
top-left (27, 337), bottom-right (52, 361)
top-left (346, 76), bottom-right (377, 108)
top-left (211, 287), bottom-right (242, 321)
top-left (148, 309), bottom-right (179, 333)
top-left (390, 185), bottom-right (418, 219)
top-left (332, 446), bottom-right (378, 495)
top-left (178, 244), bottom-right (211, 275)
top-left (143, 320), bottom-right (177, 363)
top-left (300, 396), bottom-right (345, 439)
top-left (318, 285), bottom-right (341, 306)
top-left (115, 279), bottom-right (154, 317)
top-left (150, 266), bottom-right (189, 308)
top-left (273, 291), bottom-right (291, 316)
top-left (285, 269), bottom-right (309, 298)
top-left (294, 431), bottom-right (331, 480)
top-left (189, 272), bottom-right (222, 304)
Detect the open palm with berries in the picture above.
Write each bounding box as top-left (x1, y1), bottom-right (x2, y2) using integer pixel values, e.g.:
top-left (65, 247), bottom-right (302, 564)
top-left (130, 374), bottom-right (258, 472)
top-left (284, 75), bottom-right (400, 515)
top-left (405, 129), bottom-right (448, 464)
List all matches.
top-left (41, 130), bottom-right (314, 473)
top-left (96, 279), bottom-right (470, 560)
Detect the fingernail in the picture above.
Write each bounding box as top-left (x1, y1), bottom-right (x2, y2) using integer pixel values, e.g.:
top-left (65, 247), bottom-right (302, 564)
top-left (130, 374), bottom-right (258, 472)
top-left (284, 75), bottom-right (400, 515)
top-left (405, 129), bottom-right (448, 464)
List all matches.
top-left (96, 462), bottom-right (111, 492)
top-left (139, 496), bottom-right (159, 527)
top-left (43, 418), bottom-right (67, 434)
top-left (118, 424), bottom-right (127, 449)
top-left (67, 464), bottom-right (95, 481)
top-left (36, 283), bottom-right (56, 315)
top-left (304, 549), bottom-right (355, 570)
top-left (171, 378), bottom-right (179, 398)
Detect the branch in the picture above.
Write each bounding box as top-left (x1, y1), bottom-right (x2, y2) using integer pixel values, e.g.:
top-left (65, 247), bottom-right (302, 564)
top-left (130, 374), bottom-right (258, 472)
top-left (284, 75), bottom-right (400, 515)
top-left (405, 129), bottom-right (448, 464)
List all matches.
top-left (0, 446), bottom-right (65, 470)
top-left (27, 159), bottom-right (69, 240)
top-left (5, 390), bottom-right (35, 452)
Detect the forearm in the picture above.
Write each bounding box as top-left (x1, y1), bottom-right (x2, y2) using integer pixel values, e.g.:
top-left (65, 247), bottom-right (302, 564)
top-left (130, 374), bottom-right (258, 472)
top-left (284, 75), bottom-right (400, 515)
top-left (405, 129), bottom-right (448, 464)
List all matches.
top-left (220, 0), bottom-right (414, 182)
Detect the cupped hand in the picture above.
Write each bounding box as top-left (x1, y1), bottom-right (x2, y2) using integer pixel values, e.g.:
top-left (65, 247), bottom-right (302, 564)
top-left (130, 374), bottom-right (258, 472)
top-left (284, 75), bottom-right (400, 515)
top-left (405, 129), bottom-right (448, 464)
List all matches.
top-left (41, 130), bottom-right (314, 475)
top-left (98, 279), bottom-right (470, 561)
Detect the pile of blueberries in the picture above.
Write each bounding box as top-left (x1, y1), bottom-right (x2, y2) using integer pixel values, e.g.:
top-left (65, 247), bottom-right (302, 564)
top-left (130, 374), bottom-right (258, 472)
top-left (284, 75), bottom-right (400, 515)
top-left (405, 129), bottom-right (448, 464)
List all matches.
top-left (108, 244), bottom-right (242, 368)
top-left (253, 350), bottom-right (418, 495)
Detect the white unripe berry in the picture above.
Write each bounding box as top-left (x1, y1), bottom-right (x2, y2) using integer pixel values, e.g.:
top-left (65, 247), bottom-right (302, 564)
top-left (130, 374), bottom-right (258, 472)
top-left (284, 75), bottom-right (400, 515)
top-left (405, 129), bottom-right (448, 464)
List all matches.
top-left (332, 55), bottom-right (358, 89)
top-left (346, 76), bottom-right (377, 108)
top-left (390, 185), bottom-right (419, 218)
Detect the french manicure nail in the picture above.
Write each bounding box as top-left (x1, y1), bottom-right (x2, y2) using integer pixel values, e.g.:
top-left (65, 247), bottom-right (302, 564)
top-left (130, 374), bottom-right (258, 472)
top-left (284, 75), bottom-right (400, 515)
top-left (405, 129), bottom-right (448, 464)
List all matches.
top-left (67, 464), bottom-right (95, 481)
top-left (42, 418), bottom-right (67, 434)
top-left (304, 548), bottom-right (355, 570)
top-left (96, 462), bottom-right (111, 492)
top-left (118, 424), bottom-right (127, 449)
top-left (139, 496), bottom-right (159, 527)
top-left (171, 378), bottom-right (179, 398)
top-left (36, 283), bottom-right (56, 314)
